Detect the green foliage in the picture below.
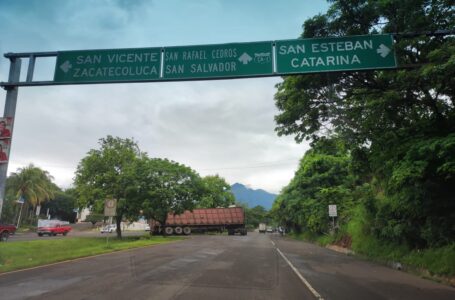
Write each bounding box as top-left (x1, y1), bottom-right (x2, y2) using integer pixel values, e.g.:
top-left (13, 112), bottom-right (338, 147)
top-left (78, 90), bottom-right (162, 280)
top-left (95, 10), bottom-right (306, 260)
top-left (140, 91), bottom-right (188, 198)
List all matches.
top-left (84, 213), bottom-right (105, 225)
top-left (197, 175), bottom-right (235, 208)
top-left (272, 138), bottom-right (354, 234)
top-left (137, 157), bottom-right (203, 225)
top-left (41, 189), bottom-right (78, 223)
top-left (0, 197), bottom-right (17, 224)
top-left (244, 205), bottom-right (270, 229)
top-left (273, 0), bottom-right (455, 252)
top-left (7, 164), bottom-right (57, 208)
top-left (74, 136), bottom-right (144, 237)
top-left (2, 164), bottom-right (59, 225)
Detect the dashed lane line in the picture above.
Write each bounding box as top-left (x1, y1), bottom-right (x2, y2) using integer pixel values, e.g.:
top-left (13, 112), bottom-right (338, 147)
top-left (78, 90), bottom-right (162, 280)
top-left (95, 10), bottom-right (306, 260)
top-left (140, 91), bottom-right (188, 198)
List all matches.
top-left (276, 247), bottom-right (324, 300)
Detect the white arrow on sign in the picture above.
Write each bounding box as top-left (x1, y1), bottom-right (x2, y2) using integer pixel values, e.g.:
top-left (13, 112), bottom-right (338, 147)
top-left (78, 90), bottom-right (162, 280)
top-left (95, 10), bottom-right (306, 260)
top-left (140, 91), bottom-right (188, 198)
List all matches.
top-left (60, 60), bottom-right (72, 73)
top-left (376, 44), bottom-right (391, 58)
top-left (238, 52), bottom-right (252, 65)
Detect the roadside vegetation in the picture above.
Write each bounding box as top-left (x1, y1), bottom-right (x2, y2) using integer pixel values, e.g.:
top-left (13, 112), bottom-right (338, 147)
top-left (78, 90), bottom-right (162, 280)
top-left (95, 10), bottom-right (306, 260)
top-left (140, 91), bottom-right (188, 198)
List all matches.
top-left (271, 0), bottom-right (455, 279)
top-left (0, 236), bottom-right (183, 273)
top-left (1, 136), bottom-right (236, 239)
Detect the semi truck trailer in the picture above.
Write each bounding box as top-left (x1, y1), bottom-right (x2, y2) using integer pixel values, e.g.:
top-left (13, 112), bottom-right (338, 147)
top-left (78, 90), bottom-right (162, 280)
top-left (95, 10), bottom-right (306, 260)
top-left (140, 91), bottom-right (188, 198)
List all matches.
top-left (150, 207), bottom-right (247, 236)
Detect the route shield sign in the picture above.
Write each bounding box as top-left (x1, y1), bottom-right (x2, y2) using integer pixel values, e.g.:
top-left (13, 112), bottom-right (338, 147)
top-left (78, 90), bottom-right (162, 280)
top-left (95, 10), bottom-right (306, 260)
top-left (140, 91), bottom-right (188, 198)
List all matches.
top-left (54, 48), bottom-right (161, 83)
top-left (162, 41), bottom-right (273, 80)
top-left (276, 34), bottom-right (396, 74)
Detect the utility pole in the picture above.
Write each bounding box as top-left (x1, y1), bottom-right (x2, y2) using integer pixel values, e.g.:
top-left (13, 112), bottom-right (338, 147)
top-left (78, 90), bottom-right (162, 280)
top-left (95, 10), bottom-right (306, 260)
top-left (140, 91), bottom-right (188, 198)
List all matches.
top-left (0, 57), bottom-right (21, 220)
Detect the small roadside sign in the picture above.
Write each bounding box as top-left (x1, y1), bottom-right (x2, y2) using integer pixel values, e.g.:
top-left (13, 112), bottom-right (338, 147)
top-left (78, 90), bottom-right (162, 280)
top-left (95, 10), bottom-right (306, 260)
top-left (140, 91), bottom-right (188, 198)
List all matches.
top-left (329, 204), bottom-right (337, 217)
top-left (104, 199), bottom-right (117, 217)
top-left (16, 196), bottom-right (25, 204)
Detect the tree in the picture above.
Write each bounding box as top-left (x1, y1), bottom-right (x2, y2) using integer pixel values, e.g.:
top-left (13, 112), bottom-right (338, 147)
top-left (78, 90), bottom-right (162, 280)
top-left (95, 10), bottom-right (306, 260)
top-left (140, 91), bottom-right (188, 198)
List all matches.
top-left (244, 205), bottom-right (270, 229)
top-left (85, 213), bottom-right (105, 226)
top-left (41, 189), bottom-right (77, 223)
top-left (137, 158), bottom-right (203, 233)
top-left (74, 136), bottom-right (144, 238)
top-left (197, 175), bottom-right (235, 208)
top-left (6, 164), bottom-right (58, 226)
top-left (271, 138), bottom-right (354, 234)
top-left (7, 164), bottom-right (56, 208)
top-left (273, 1), bottom-right (455, 247)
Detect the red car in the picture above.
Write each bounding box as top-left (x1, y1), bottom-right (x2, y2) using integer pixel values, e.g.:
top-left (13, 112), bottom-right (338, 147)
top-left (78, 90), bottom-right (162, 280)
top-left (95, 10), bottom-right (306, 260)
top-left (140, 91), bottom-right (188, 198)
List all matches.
top-left (37, 223), bottom-right (72, 237)
top-left (0, 223), bottom-right (17, 242)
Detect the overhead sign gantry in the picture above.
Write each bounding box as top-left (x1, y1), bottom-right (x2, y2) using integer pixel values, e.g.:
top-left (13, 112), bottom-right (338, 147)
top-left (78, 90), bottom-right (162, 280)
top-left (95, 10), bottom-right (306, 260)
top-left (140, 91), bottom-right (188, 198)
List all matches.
top-left (0, 34), bottom-right (397, 217)
top-left (49, 34), bottom-right (396, 85)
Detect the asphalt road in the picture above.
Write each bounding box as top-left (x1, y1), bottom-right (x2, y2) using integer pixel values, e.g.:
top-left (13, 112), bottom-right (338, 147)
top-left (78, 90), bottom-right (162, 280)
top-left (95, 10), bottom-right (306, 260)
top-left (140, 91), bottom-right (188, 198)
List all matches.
top-left (1, 233), bottom-right (454, 299)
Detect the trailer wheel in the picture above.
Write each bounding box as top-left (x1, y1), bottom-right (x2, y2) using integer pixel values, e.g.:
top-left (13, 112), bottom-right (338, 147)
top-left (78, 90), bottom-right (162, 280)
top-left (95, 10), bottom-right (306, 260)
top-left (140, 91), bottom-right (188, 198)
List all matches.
top-left (174, 226), bottom-right (183, 235)
top-left (183, 227), bottom-right (191, 235)
top-left (164, 227), bottom-right (174, 235)
top-left (228, 229), bottom-right (234, 236)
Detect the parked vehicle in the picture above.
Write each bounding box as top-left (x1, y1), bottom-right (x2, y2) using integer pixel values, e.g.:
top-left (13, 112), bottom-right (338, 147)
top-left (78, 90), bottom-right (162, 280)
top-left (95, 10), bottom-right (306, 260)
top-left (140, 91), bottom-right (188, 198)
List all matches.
top-left (144, 224), bottom-right (150, 231)
top-left (266, 226), bottom-right (274, 233)
top-left (150, 207), bottom-right (247, 236)
top-left (258, 223), bottom-right (266, 233)
top-left (37, 220), bottom-right (72, 237)
top-left (100, 224), bottom-right (117, 233)
top-left (0, 223), bottom-right (16, 242)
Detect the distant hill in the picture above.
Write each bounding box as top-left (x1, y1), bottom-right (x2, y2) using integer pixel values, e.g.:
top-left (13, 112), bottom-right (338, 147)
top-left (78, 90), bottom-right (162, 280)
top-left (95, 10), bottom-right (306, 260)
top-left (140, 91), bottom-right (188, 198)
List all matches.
top-left (230, 183), bottom-right (276, 210)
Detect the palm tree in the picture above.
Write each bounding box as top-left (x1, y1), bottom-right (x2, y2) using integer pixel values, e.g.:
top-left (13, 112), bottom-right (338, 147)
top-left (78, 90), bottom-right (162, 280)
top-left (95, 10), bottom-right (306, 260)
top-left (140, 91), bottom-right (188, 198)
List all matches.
top-left (7, 164), bottom-right (57, 226)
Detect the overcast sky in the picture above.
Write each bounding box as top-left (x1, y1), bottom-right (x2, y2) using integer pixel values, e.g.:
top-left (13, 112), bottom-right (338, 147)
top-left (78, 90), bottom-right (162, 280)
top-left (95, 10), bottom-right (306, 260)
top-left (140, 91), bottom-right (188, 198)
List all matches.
top-left (0, 0), bottom-right (329, 193)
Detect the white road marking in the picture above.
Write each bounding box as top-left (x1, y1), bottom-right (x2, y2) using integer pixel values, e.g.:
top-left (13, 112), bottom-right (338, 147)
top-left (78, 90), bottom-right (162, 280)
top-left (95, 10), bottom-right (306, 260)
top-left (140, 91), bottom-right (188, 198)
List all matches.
top-left (276, 247), bottom-right (324, 300)
top-left (271, 240), bottom-right (275, 246)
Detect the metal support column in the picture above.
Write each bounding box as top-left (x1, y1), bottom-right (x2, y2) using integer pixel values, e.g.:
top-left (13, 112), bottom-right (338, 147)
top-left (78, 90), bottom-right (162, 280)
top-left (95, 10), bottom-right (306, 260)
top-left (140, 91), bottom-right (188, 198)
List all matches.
top-left (0, 58), bottom-right (21, 220)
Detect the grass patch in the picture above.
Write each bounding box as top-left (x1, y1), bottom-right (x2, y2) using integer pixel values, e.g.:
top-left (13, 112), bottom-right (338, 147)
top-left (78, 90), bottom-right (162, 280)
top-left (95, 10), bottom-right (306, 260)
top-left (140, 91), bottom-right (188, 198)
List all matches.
top-left (0, 235), bottom-right (183, 273)
top-left (288, 231), bottom-right (336, 246)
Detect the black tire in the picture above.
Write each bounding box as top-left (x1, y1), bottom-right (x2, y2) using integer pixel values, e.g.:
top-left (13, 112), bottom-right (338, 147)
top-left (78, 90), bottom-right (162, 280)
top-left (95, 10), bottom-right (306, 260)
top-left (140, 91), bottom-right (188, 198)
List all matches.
top-left (52, 233), bottom-right (57, 236)
top-left (174, 227), bottom-right (183, 235)
top-left (183, 227), bottom-right (191, 235)
top-left (1, 231), bottom-right (9, 242)
top-left (164, 227), bottom-right (173, 235)
top-left (63, 231), bottom-right (68, 236)
top-left (38, 233), bottom-right (43, 237)
top-left (228, 229), bottom-right (234, 236)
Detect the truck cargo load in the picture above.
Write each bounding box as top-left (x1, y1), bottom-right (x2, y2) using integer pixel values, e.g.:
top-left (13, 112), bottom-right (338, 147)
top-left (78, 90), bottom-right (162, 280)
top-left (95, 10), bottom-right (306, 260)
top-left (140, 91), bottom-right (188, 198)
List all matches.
top-left (150, 207), bottom-right (247, 236)
top-left (258, 223), bottom-right (266, 233)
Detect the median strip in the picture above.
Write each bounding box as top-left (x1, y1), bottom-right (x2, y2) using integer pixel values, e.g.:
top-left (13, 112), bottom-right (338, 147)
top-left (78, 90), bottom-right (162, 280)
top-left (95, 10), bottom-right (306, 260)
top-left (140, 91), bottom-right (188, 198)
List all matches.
top-left (0, 236), bottom-right (183, 274)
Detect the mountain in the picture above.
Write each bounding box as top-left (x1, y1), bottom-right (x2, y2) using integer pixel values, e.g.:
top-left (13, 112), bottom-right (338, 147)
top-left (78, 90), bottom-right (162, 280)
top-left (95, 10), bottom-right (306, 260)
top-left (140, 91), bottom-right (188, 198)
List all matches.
top-left (230, 183), bottom-right (277, 210)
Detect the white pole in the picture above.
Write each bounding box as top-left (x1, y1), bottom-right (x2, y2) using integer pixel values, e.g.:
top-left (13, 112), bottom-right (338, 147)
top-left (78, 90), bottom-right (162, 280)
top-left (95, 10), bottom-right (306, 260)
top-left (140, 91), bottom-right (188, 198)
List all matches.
top-left (16, 202), bottom-right (23, 228)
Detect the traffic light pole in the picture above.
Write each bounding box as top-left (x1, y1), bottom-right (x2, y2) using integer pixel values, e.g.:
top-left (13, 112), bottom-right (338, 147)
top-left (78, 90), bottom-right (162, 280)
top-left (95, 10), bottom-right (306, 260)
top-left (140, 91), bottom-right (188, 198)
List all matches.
top-left (0, 58), bottom-right (21, 220)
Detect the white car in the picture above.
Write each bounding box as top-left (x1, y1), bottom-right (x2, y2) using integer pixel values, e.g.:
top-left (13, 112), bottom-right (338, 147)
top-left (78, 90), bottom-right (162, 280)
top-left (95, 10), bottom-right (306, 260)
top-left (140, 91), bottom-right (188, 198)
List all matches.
top-left (145, 224), bottom-right (151, 231)
top-left (100, 224), bottom-right (116, 233)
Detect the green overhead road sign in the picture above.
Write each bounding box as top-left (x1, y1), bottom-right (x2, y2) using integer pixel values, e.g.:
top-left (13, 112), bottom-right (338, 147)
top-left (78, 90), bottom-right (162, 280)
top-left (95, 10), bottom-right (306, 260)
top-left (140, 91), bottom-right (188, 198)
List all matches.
top-left (54, 48), bottom-right (162, 83)
top-left (52, 34), bottom-right (396, 84)
top-left (276, 34), bottom-right (396, 74)
top-left (162, 41), bottom-right (273, 79)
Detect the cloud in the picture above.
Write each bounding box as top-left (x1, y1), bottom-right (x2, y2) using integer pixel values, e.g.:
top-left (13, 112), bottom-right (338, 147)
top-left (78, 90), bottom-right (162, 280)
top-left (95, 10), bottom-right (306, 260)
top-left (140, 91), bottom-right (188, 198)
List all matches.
top-left (0, 0), bottom-right (328, 193)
